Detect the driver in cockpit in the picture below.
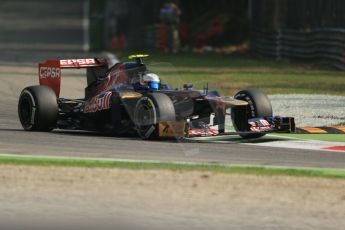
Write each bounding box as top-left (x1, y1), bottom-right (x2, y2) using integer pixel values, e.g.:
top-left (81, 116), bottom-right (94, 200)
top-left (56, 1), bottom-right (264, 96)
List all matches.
top-left (132, 72), bottom-right (160, 91)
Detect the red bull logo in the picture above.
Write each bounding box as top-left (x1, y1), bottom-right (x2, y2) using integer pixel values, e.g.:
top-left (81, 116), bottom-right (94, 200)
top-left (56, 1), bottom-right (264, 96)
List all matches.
top-left (84, 92), bottom-right (112, 113)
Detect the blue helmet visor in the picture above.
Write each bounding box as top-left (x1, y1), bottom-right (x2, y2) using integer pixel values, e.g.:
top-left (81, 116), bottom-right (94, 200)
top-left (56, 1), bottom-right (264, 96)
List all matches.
top-left (149, 82), bottom-right (159, 90)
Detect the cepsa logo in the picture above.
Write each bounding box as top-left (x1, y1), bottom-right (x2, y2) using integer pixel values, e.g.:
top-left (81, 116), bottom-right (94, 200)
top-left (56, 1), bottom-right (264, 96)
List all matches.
top-left (60, 59), bottom-right (96, 66)
top-left (39, 67), bottom-right (61, 78)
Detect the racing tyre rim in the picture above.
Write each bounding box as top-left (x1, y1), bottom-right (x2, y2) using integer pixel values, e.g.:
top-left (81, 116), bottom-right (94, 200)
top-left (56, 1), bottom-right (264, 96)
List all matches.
top-left (134, 97), bottom-right (157, 138)
top-left (232, 89), bottom-right (272, 139)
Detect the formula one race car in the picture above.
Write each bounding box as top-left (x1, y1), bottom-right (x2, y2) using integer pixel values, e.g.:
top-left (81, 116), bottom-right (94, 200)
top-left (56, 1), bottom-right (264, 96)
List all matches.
top-left (18, 54), bottom-right (295, 139)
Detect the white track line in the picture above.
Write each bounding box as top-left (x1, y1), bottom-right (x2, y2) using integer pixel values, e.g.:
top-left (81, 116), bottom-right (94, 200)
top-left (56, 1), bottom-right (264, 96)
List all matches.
top-left (244, 139), bottom-right (345, 153)
top-left (1, 153), bottom-right (344, 172)
top-left (187, 135), bottom-right (345, 152)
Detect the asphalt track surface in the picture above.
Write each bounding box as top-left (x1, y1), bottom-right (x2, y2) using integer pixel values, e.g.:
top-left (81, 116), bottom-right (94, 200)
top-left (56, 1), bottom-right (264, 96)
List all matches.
top-left (1, 54), bottom-right (345, 170)
top-left (0, 0), bottom-right (344, 170)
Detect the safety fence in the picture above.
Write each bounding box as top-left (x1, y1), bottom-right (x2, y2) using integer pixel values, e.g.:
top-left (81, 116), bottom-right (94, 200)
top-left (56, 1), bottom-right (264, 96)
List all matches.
top-left (251, 28), bottom-right (345, 70)
top-left (145, 24), bottom-right (162, 51)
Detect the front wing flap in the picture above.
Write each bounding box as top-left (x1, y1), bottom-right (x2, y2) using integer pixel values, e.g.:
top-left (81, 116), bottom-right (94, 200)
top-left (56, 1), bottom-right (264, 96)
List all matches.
top-left (248, 116), bottom-right (295, 133)
top-left (186, 116), bottom-right (295, 138)
top-left (157, 116), bottom-right (295, 138)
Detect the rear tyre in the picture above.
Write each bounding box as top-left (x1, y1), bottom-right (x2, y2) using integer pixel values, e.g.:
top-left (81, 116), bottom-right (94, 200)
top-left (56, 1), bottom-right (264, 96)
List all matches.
top-left (231, 88), bottom-right (272, 139)
top-left (134, 93), bottom-right (175, 139)
top-left (18, 85), bottom-right (58, 131)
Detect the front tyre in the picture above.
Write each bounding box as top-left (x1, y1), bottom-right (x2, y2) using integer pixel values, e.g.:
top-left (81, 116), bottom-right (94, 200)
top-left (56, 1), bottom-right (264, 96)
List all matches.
top-left (18, 85), bottom-right (58, 131)
top-left (134, 93), bottom-right (175, 139)
top-left (231, 88), bottom-right (272, 139)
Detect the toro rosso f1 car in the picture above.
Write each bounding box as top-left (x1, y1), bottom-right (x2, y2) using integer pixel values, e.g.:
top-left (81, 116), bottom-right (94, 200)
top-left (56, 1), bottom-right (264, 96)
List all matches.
top-left (18, 54), bottom-right (295, 139)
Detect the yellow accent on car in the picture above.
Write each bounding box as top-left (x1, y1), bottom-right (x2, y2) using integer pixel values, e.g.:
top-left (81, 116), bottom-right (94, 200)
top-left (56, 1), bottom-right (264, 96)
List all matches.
top-left (128, 54), bottom-right (149, 59)
top-left (119, 92), bottom-right (142, 99)
top-left (159, 121), bottom-right (185, 138)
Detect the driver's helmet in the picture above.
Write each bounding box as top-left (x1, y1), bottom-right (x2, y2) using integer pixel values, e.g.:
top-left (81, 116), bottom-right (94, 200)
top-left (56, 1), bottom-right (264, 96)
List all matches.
top-left (141, 73), bottom-right (160, 90)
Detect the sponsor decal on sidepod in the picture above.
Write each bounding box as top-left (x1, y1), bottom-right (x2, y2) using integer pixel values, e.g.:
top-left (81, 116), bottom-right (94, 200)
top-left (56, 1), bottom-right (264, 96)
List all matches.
top-left (84, 92), bottom-right (112, 113)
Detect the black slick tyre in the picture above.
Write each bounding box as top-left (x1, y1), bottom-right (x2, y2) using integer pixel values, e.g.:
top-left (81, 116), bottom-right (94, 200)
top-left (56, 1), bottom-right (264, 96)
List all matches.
top-left (18, 85), bottom-right (58, 131)
top-left (231, 88), bottom-right (273, 139)
top-left (134, 93), bottom-right (175, 139)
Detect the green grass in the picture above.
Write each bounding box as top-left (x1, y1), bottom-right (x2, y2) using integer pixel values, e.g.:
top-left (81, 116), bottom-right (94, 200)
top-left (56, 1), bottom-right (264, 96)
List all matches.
top-left (271, 133), bottom-right (345, 142)
top-left (120, 52), bottom-right (345, 96)
top-left (0, 154), bottom-right (344, 179)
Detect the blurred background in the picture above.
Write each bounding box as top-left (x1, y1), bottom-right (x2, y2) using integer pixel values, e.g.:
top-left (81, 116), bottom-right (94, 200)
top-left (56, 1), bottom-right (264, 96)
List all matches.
top-left (1, 0), bottom-right (345, 70)
top-left (90, 0), bottom-right (345, 70)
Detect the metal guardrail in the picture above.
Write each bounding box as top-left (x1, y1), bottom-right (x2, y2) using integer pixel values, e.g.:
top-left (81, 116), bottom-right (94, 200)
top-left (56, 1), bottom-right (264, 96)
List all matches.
top-left (251, 28), bottom-right (345, 70)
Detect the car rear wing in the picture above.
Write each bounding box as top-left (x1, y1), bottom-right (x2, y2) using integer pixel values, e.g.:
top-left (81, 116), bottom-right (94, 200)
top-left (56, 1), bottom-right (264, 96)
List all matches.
top-left (39, 58), bottom-right (108, 97)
